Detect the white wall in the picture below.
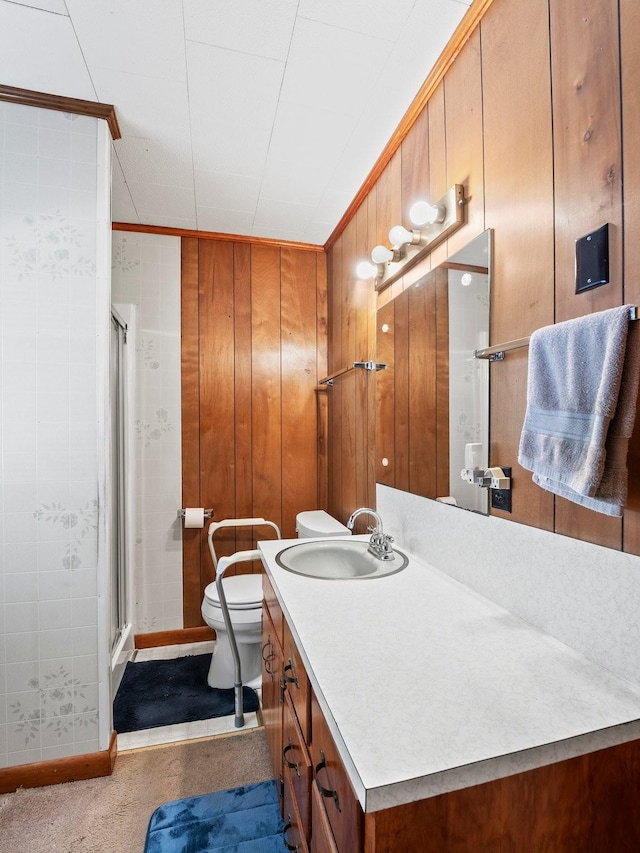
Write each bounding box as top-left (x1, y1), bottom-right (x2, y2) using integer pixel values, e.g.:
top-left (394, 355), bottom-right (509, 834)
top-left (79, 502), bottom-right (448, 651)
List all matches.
top-left (111, 231), bottom-right (183, 634)
top-left (378, 484), bottom-right (640, 687)
top-left (0, 102), bottom-right (111, 767)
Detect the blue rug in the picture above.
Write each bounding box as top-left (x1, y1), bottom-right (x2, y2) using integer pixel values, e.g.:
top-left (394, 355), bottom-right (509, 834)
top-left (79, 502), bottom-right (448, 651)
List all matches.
top-left (144, 780), bottom-right (288, 853)
top-left (113, 654), bottom-right (260, 733)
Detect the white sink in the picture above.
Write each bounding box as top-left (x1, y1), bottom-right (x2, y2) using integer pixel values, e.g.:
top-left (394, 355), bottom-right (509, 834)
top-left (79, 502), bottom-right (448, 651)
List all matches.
top-left (275, 539), bottom-right (408, 580)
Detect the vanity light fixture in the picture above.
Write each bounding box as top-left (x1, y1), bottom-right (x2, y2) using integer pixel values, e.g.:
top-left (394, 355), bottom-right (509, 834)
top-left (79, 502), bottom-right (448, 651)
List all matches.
top-left (356, 184), bottom-right (466, 292)
top-left (371, 244), bottom-right (401, 265)
top-left (409, 200), bottom-right (446, 227)
top-left (356, 259), bottom-right (382, 280)
top-left (388, 224), bottom-right (421, 249)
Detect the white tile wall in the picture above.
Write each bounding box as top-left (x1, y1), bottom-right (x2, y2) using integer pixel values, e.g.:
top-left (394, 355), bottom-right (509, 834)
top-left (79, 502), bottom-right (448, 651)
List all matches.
top-left (111, 231), bottom-right (183, 635)
top-left (0, 101), bottom-right (109, 768)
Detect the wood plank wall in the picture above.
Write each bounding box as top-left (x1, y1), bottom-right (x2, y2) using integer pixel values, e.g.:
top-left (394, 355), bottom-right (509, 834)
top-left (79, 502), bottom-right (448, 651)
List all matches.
top-left (326, 0), bottom-right (640, 555)
top-left (181, 237), bottom-right (326, 627)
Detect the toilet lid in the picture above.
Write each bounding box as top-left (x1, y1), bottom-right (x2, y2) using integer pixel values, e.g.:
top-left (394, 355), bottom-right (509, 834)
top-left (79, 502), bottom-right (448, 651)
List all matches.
top-left (204, 574), bottom-right (263, 609)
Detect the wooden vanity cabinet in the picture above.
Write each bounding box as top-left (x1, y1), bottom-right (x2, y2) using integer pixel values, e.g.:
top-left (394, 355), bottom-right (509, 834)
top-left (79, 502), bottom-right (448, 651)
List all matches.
top-left (261, 575), bottom-right (284, 789)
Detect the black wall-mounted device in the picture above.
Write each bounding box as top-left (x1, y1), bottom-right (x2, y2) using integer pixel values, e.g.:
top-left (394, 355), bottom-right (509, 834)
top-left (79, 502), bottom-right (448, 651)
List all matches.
top-left (575, 223), bottom-right (609, 293)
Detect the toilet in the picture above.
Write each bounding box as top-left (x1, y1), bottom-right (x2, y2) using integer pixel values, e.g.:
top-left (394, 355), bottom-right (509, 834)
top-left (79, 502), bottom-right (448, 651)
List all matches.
top-left (296, 510), bottom-right (351, 539)
top-left (200, 512), bottom-right (349, 690)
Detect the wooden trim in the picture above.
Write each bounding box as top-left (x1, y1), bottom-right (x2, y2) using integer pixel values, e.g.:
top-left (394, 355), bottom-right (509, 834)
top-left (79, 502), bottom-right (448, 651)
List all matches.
top-left (323, 0), bottom-right (497, 252)
top-left (134, 626), bottom-right (215, 649)
top-left (0, 731), bottom-right (118, 795)
top-left (0, 84), bottom-right (121, 139)
top-left (113, 221), bottom-right (324, 253)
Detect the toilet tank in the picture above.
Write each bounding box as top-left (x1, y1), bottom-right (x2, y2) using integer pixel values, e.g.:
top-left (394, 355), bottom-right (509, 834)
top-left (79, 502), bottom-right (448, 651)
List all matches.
top-left (296, 510), bottom-right (351, 538)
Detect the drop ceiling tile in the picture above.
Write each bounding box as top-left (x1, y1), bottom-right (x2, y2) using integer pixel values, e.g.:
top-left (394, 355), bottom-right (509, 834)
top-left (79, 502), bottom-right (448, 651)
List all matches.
top-left (111, 154), bottom-right (139, 223)
top-left (115, 137), bottom-right (193, 188)
top-left (301, 222), bottom-right (332, 245)
top-left (64, 0), bottom-right (186, 80)
top-left (17, 0), bottom-right (68, 12)
top-left (267, 102), bottom-right (355, 167)
top-left (187, 42), bottom-right (284, 131)
top-left (184, 0), bottom-right (298, 61)
top-left (195, 206), bottom-right (254, 236)
top-left (253, 197), bottom-right (315, 234)
top-left (250, 225), bottom-right (308, 244)
top-left (190, 119), bottom-right (271, 178)
top-left (0, 2), bottom-right (95, 99)
top-left (145, 213), bottom-right (198, 230)
top-left (260, 156), bottom-right (334, 207)
top-left (127, 182), bottom-right (196, 222)
top-left (91, 69), bottom-right (191, 144)
top-left (194, 170), bottom-right (260, 212)
top-left (298, 0), bottom-right (415, 39)
top-left (279, 17), bottom-right (393, 115)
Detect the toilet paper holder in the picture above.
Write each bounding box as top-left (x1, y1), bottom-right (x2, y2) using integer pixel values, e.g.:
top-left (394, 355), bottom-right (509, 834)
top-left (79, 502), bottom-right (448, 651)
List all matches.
top-left (177, 508), bottom-right (214, 520)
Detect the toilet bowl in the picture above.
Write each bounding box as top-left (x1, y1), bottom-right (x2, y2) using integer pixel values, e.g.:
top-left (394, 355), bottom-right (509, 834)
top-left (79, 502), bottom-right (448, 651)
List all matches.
top-left (201, 573), bottom-right (263, 689)
top-left (201, 513), bottom-right (348, 691)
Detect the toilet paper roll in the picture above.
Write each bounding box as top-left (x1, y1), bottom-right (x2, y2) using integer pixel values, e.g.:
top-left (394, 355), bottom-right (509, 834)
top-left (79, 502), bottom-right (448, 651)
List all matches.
top-left (184, 508), bottom-right (205, 528)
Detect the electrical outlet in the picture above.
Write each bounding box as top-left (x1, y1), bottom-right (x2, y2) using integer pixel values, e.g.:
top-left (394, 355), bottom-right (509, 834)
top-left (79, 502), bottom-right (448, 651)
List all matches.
top-left (491, 466), bottom-right (512, 513)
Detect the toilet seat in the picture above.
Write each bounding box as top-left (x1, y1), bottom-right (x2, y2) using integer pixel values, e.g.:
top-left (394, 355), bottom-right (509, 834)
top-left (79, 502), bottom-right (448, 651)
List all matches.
top-left (203, 574), bottom-right (263, 611)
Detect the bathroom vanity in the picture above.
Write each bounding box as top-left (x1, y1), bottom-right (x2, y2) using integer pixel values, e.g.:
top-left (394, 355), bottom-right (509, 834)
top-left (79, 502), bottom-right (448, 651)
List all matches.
top-left (259, 537), bottom-right (640, 852)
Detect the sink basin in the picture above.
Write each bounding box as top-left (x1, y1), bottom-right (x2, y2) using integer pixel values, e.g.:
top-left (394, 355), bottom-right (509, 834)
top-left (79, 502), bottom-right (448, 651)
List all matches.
top-left (275, 539), bottom-right (408, 580)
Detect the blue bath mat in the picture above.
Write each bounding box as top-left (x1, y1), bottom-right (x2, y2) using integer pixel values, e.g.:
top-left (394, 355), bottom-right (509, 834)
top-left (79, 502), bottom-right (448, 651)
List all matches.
top-left (144, 780), bottom-right (287, 853)
top-left (113, 654), bottom-right (260, 733)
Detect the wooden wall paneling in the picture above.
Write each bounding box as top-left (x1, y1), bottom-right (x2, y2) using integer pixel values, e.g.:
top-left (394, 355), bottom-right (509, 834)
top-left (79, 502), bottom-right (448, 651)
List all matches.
top-left (394, 291), bottom-right (410, 492)
top-left (340, 220), bottom-right (358, 525)
top-left (443, 26), bottom-right (485, 256)
top-left (376, 301), bottom-right (396, 488)
top-left (180, 238), bottom-right (202, 627)
top-left (316, 251), bottom-right (329, 510)
top-left (408, 273), bottom-right (437, 498)
top-left (401, 104), bottom-right (430, 224)
top-left (373, 152), bottom-right (402, 251)
top-left (199, 240), bottom-right (237, 582)
top-left (435, 266), bottom-right (450, 498)
top-left (620, 0), bottom-right (640, 554)
top-left (481, 0), bottom-right (555, 530)
top-left (327, 237), bottom-right (343, 520)
top-left (427, 83), bottom-right (449, 271)
top-left (550, 0), bottom-right (623, 548)
top-left (281, 248), bottom-right (319, 538)
top-left (550, 0), bottom-right (622, 323)
top-left (250, 245), bottom-right (283, 533)
top-left (355, 204), bottom-right (373, 511)
top-left (233, 242), bottom-right (254, 556)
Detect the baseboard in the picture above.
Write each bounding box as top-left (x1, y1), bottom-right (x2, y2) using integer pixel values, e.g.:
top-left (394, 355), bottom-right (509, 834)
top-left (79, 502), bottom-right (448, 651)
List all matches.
top-left (0, 730), bottom-right (118, 795)
top-left (134, 626), bottom-right (215, 649)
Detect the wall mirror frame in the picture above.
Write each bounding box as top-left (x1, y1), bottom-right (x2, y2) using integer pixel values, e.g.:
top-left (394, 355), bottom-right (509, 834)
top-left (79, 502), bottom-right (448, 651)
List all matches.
top-left (376, 229), bottom-right (492, 513)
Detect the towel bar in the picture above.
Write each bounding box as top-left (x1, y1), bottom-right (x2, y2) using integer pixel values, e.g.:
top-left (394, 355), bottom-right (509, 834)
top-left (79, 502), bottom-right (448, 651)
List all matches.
top-left (475, 306), bottom-right (638, 362)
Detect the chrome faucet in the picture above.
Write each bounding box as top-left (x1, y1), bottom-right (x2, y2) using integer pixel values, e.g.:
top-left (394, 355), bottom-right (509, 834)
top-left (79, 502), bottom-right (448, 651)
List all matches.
top-left (346, 507), bottom-right (395, 561)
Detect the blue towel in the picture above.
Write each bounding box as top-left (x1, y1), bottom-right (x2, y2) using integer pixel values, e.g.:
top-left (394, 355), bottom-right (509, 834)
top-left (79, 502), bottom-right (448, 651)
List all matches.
top-left (518, 306), bottom-right (640, 516)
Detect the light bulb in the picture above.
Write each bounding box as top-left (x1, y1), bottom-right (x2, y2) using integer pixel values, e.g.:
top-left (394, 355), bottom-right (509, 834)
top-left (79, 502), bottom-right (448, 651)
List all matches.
top-left (371, 245), bottom-right (395, 264)
top-left (409, 200), bottom-right (445, 227)
top-left (461, 272), bottom-right (473, 287)
top-left (356, 259), bottom-right (379, 279)
top-left (388, 224), bottom-right (417, 247)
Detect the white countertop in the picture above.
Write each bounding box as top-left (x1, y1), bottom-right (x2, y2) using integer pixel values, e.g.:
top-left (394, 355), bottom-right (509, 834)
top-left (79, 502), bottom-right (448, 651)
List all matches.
top-left (259, 536), bottom-right (640, 813)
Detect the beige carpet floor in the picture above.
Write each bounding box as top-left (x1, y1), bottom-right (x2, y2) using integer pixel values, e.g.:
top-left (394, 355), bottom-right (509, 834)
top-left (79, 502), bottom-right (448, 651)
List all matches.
top-left (0, 728), bottom-right (275, 853)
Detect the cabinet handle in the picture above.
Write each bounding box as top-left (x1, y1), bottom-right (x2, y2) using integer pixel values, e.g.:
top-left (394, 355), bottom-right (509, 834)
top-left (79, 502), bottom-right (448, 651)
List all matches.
top-left (283, 820), bottom-right (299, 852)
top-left (283, 659), bottom-right (299, 689)
top-left (283, 740), bottom-right (301, 776)
top-left (315, 750), bottom-right (341, 812)
top-left (261, 640), bottom-right (275, 674)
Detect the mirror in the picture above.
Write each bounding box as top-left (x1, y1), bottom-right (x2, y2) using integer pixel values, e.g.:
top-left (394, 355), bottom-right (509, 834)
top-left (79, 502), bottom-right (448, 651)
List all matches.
top-left (376, 229), bottom-right (491, 513)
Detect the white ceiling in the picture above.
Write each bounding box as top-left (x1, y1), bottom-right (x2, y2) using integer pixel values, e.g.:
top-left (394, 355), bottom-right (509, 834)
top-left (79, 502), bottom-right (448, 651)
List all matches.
top-left (0, 0), bottom-right (472, 245)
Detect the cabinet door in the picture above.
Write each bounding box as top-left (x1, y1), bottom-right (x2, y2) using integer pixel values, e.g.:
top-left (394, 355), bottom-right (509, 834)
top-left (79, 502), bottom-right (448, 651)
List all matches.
top-left (284, 776), bottom-right (310, 853)
top-left (311, 783), bottom-right (339, 853)
top-left (262, 603), bottom-right (284, 787)
top-left (263, 573), bottom-right (283, 646)
top-left (283, 619), bottom-right (310, 741)
top-left (283, 692), bottom-right (311, 844)
top-left (310, 691), bottom-right (363, 853)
